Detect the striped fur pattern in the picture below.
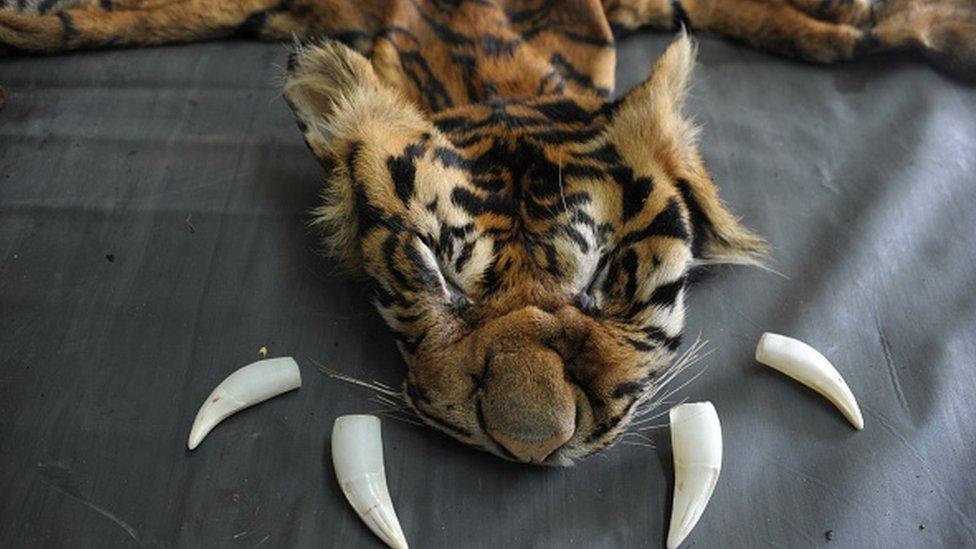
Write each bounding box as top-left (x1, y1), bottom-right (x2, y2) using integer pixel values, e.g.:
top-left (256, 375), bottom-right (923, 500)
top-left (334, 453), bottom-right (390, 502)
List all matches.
top-left (281, 25), bottom-right (767, 464)
top-left (3, 0), bottom-right (972, 464)
top-left (2, 1), bottom-right (974, 80)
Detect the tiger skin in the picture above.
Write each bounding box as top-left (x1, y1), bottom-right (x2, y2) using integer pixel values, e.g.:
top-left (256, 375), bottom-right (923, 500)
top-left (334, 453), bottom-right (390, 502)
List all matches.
top-left (2, 0), bottom-right (972, 465)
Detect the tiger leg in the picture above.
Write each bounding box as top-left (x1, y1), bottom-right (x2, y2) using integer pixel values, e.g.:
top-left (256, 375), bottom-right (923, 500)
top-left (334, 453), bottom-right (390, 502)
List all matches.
top-left (0, 0), bottom-right (179, 13)
top-left (0, 0), bottom-right (384, 53)
top-left (868, 0), bottom-right (976, 81)
top-left (0, 0), bottom-right (274, 52)
top-left (605, 0), bottom-right (975, 80)
top-left (604, 0), bottom-right (865, 63)
top-left (786, 0), bottom-right (878, 26)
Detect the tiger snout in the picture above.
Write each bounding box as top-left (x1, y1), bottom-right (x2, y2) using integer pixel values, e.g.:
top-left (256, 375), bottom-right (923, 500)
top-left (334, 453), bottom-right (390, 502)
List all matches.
top-left (480, 343), bottom-right (577, 463)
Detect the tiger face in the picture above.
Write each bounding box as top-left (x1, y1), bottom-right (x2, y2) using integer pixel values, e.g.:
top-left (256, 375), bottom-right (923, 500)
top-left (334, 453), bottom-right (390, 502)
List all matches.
top-left (285, 36), bottom-right (766, 465)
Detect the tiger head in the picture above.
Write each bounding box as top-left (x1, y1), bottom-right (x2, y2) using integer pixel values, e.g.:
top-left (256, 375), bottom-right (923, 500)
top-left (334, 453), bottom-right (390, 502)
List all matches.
top-left (284, 35), bottom-right (766, 465)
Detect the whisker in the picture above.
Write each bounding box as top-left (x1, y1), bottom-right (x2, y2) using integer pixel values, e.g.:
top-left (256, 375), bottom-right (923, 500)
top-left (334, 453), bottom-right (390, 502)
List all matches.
top-left (634, 400), bottom-right (681, 418)
top-left (650, 363), bottom-right (710, 408)
top-left (636, 423), bottom-right (669, 431)
top-left (628, 334), bottom-right (714, 429)
top-left (372, 380), bottom-right (399, 393)
top-left (632, 402), bottom-right (679, 424)
top-left (309, 357), bottom-right (403, 398)
top-left (619, 440), bottom-right (655, 449)
top-left (632, 396), bottom-right (688, 424)
top-left (622, 431), bottom-right (655, 444)
top-left (645, 338), bottom-right (710, 403)
top-left (370, 394), bottom-right (410, 410)
top-left (374, 411), bottom-right (424, 427)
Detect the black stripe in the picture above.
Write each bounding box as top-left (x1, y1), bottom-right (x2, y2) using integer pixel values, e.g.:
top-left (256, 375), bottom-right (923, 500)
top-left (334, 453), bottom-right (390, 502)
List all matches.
top-left (37, 0), bottom-right (59, 14)
top-left (331, 30), bottom-right (371, 49)
top-left (619, 199), bottom-right (690, 246)
top-left (433, 147), bottom-right (469, 170)
top-left (626, 337), bottom-right (657, 352)
top-left (382, 235), bottom-right (412, 288)
top-left (481, 34), bottom-right (520, 56)
top-left (611, 166), bottom-right (653, 222)
top-left (413, 0), bottom-right (473, 45)
top-left (56, 12), bottom-right (76, 47)
top-left (387, 143), bottom-right (424, 204)
top-left (451, 187), bottom-right (517, 217)
top-left (531, 99), bottom-right (602, 124)
top-left (549, 54), bottom-right (611, 97)
top-left (649, 277), bottom-right (685, 307)
top-left (454, 241), bottom-right (474, 272)
top-left (505, 0), bottom-right (556, 24)
top-left (612, 381), bottom-right (645, 399)
top-left (525, 126), bottom-right (603, 144)
top-left (574, 143), bottom-right (622, 164)
top-left (563, 226), bottom-right (589, 253)
top-left (371, 279), bottom-right (411, 309)
top-left (238, 0), bottom-right (293, 37)
top-left (671, 0), bottom-right (693, 31)
top-left (395, 312), bottom-right (425, 323)
top-left (675, 179), bottom-right (714, 258)
top-left (396, 48), bottom-right (455, 111)
top-left (522, 24), bottom-right (613, 48)
top-left (621, 248), bottom-right (639, 301)
top-left (584, 414), bottom-right (623, 443)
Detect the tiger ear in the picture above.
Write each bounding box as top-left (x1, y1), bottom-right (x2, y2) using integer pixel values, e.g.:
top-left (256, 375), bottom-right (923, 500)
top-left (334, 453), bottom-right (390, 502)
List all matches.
top-left (608, 34), bottom-right (768, 267)
top-left (637, 31), bottom-right (695, 113)
top-left (676, 170), bottom-right (770, 267)
top-left (605, 36), bottom-right (700, 196)
top-left (283, 40), bottom-right (433, 165)
top-left (607, 34), bottom-right (697, 151)
top-left (283, 40), bottom-right (381, 164)
top-left (282, 40), bottom-right (441, 270)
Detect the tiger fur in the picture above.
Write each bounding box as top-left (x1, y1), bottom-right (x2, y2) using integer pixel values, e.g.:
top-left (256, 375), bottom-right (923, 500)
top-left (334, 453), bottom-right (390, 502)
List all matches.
top-left (2, 0), bottom-right (972, 464)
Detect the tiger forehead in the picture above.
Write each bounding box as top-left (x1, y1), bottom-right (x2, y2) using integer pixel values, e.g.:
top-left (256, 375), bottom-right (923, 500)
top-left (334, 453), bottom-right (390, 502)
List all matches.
top-left (431, 96), bottom-right (612, 139)
top-left (357, 109), bottom-right (691, 311)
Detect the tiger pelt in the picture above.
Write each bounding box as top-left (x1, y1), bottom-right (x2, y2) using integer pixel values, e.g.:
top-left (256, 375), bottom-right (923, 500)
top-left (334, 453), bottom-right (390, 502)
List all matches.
top-left (3, 0), bottom-right (972, 464)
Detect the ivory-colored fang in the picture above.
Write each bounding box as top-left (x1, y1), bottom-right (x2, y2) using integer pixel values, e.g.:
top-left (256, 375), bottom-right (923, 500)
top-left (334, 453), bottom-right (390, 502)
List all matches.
top-left (187, 357), bottom-right (302, 450)
top-left (667, 402), bottom-right (722, 549)
top-left (332, 415), bottom-right (409, 549)
top-left (756, 333), bottom-right (864, 430)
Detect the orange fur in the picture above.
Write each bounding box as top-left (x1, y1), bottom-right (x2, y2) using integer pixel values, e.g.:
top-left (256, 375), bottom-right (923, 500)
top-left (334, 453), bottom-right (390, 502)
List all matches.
top-left (3, 0), bottom-right (971, 463)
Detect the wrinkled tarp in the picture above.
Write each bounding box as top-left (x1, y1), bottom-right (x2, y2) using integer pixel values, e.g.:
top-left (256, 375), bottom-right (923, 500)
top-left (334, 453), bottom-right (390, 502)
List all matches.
top-left (1, 33), bottom-right (974, 548)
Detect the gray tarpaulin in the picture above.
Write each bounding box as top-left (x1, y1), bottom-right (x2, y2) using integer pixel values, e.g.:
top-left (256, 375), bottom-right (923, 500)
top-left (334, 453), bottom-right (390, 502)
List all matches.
top-left (1, 32), bottom-right (974, 548)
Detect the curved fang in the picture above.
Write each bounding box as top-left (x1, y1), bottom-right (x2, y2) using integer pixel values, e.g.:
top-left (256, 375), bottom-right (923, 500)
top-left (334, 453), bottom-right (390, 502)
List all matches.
top-left (187, 357), bottom-right (302, 450)
top-left (332, 415), bottom-right (409, 549)
top-left (756, 333), bottom-right (864, 430)
top-left (667, 402), bottom-right (722, 549)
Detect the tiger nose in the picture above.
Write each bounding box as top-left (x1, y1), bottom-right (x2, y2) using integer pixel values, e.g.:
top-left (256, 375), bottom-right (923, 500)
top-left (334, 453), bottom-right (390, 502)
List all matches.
top-left (488, 428), bottom-right (574, 463)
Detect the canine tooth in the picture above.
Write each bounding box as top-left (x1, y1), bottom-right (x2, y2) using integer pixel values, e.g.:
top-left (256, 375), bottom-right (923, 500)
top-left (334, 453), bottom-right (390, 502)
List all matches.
top-left (187, 357), bottom-right (302, 450)
top-left (667, 402), bottom-right (722, 549)
top-left (332, 415), bottom-right (409, 549)
top-left (755, 333), bottom-right (864, 430)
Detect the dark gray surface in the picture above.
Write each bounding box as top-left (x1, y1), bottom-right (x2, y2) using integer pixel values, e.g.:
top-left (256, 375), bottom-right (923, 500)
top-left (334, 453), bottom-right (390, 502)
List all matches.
top-left (1, 33), bottom-right (975, 548)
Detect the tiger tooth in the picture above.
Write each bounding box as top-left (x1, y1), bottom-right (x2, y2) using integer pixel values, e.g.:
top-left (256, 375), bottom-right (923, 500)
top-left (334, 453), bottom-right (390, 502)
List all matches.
top-left (667, 402), bottom-right (722, 549)
top-left (187, 357), bottom-right (302, 450)
top-left (332, 415), bottom-right (409, 549)
top-left (755, 333), bottom-right (864, 430)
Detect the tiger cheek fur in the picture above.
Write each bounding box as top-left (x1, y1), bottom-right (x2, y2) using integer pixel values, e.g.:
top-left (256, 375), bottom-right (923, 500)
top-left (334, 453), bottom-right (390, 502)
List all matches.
top-left (285, 35), bottom-right (767, 464)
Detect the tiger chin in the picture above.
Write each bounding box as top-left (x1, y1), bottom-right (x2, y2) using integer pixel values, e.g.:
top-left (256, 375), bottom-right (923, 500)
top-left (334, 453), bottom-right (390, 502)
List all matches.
top-left (284, 35), bottom-right (767, 465)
